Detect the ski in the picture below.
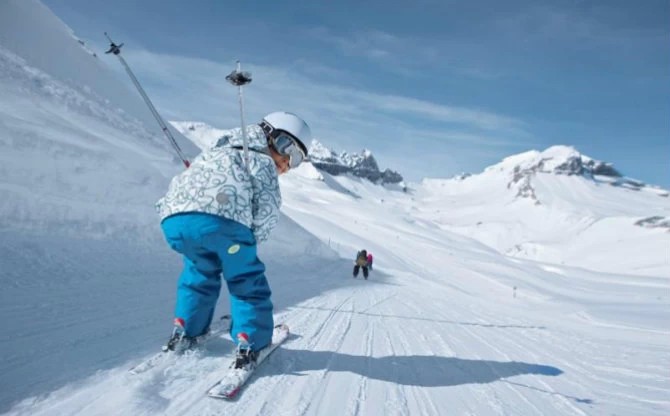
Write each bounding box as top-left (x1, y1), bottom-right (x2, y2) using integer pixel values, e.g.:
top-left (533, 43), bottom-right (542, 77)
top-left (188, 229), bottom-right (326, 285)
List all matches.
top-left (129, 315), bottom-right (231, 375)
top-left (207, 323), bottom-right (290, 400)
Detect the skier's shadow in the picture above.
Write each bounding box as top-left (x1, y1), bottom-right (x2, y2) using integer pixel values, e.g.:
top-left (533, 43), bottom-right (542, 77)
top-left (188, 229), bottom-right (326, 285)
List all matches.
top-left (203, 333), bottom-right (564, 390)
top-left (271, 349), bottom-right (562, 388)
top-left (262, 348), bottom-right (591, 403)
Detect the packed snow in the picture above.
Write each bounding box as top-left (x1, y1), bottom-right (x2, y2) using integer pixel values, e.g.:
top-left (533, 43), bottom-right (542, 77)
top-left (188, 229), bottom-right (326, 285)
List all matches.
top-left (1, 1), bottom-right (669, 415)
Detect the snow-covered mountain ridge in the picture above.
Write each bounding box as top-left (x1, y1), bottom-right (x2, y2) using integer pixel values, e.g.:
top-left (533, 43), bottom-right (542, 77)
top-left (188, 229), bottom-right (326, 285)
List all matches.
top-left (169, 121), bottom-right (228, 151)
top-left (490, 145), bottom-right (667, 204)
top-left (415, 145), bottom-right (669, 276)
top-left (172, 121), bottom-right (405, 185)
top-left (307, 139), bottom-right (404, 185)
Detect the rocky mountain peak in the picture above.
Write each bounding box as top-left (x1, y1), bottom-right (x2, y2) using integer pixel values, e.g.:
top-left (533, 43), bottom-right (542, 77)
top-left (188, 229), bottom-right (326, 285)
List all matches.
top-left (308, 140), bottom-right (404, 185)
top-left (499, 145), bottom-right (663, 203)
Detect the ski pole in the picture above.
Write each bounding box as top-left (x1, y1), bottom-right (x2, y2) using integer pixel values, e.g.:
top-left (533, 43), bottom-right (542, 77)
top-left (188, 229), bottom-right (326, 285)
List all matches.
top-left (104, 32), bottom-right (190, 168)
top-left (225, 61), bottom-right (252, 170)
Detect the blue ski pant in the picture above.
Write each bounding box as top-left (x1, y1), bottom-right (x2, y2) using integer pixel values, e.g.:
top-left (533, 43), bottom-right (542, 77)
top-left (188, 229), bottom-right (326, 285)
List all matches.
top-left (161, 213), bottom-right (273, 351)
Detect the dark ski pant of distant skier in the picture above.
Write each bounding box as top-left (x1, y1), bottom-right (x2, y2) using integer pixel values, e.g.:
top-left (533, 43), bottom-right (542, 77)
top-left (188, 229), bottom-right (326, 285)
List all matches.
top-left (353, 265), bottom-right (369, 279)
top-left (161, 213), bottom-right (273, 351)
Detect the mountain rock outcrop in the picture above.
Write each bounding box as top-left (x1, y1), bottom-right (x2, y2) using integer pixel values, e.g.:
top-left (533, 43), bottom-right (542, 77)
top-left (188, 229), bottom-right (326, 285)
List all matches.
top-left (308, 140), bottom-right (404, 185)
top-left (498, 146), bottom-right (667, 203)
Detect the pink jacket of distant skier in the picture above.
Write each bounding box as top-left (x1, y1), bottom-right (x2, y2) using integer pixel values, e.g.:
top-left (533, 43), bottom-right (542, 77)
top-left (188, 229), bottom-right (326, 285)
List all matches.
top-left (367, 254), bottom-right (373, 263)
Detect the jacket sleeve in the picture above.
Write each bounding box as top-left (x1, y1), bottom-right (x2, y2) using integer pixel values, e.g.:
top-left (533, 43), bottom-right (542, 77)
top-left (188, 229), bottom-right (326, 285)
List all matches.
top-left (249, 157), bottom-right (281, 243)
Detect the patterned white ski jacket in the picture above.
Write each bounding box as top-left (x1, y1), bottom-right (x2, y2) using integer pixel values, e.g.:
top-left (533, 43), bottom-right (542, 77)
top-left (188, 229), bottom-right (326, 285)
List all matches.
top-left (156, 125), bottom-right (280, 243)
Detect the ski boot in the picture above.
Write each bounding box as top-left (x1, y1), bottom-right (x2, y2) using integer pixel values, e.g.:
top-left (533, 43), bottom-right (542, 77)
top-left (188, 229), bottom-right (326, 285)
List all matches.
top-left (233, 332), bottom-right (258, 370)
top-left (163, 318), bottom-right (197, 353)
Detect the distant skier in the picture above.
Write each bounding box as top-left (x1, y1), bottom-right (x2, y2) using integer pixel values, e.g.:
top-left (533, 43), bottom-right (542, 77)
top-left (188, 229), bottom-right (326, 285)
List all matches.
top-left (353, 249), bottom-right (369, 279)
top-left (367, 252), bottom-right (373, 271)
top-left (156, 111), bottom-right (311, 369)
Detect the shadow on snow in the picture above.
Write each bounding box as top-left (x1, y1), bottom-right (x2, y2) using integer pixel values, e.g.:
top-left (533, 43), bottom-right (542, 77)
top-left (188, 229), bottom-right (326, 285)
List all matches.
top-left (273, 349), bottom-right (562, 388)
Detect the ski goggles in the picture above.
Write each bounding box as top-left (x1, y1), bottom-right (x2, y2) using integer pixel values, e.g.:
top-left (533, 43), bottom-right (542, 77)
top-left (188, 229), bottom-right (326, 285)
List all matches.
top-left (271, 131), bottom-right (305, 169)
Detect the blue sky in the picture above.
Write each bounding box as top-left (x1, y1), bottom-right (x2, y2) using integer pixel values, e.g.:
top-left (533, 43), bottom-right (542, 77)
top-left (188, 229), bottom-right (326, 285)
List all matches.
top-left (42, 0), bottom-right (669, 187)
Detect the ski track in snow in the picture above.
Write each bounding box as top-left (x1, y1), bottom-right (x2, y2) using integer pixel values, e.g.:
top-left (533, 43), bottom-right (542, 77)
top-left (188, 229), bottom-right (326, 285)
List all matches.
top-left (4, 208), bottom-right (670, 415)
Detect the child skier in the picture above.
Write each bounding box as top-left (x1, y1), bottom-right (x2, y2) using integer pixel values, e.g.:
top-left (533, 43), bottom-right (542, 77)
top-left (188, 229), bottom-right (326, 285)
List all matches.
top-left (353, 249), bottom-right (369, 279)
top-left (366, 252), bottom-right (373, 271)
top-left (156, 111), bottom-right (310, 368)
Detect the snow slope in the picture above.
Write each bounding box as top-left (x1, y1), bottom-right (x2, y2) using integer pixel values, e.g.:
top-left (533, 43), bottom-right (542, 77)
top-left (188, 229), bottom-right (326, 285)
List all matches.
top-left (0, 45), bottom-right (172, 236)
top-left (1, 2), bottom-right (669, 415)
top-left (4, 161), bottom-right (669, 416)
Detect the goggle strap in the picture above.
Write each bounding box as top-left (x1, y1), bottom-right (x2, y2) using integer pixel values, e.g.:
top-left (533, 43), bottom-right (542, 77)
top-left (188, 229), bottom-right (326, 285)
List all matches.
top-left (259, 121), bottom-right (282, 154)
top-left (259, 121), bottom-right (274, 137)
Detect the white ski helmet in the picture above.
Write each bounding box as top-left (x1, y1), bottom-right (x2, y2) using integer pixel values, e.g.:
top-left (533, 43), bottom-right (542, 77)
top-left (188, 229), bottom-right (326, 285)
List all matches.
top-left (261, 111), bottom-right (310, 157)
